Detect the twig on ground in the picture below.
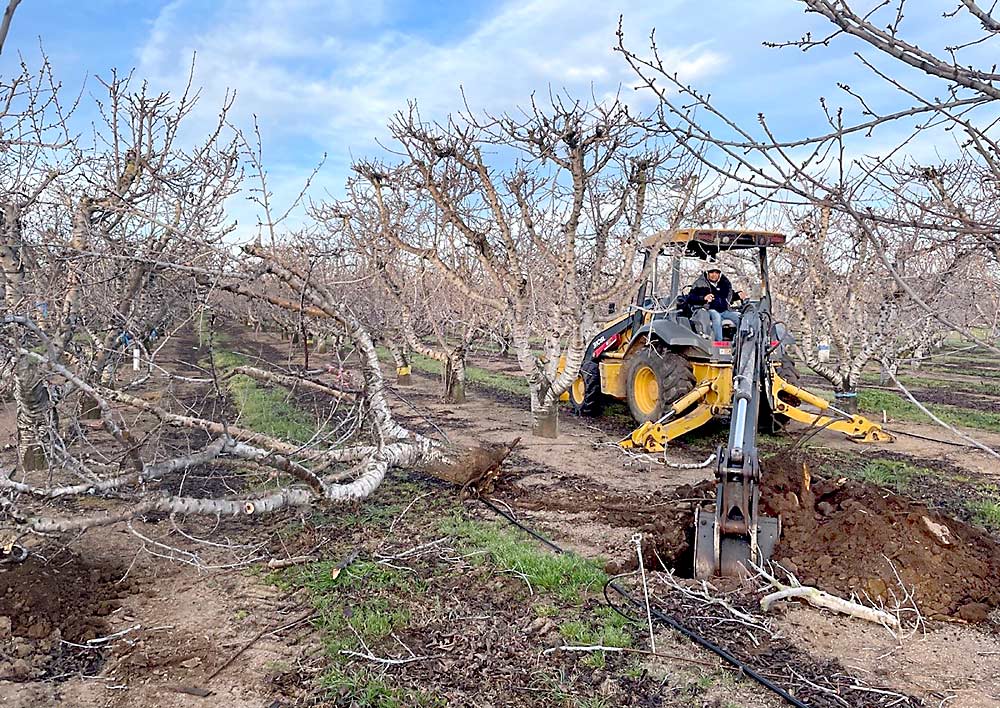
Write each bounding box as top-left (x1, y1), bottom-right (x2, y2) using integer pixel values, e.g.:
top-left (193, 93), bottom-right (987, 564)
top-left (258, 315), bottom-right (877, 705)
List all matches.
top-left (338, 649), bottom-right (438, 665)
top-left (543, 644), bottom-right (718, 667)
top-left (266, 555), bottom-right (318, 570)
top-left (207, 608), bottom-right (316, 681)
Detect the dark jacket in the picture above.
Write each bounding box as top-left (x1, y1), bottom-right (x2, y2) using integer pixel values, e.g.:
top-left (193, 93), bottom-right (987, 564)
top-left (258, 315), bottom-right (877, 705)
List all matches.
top-left (687, 272), bottom-right (742, 313)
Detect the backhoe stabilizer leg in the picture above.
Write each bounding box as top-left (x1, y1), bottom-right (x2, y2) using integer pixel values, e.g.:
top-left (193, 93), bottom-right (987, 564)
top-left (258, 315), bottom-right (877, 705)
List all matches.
top-left (770, 370), bottom-right (894, 443)
top-left (619, 383), bottom-right (714, 453)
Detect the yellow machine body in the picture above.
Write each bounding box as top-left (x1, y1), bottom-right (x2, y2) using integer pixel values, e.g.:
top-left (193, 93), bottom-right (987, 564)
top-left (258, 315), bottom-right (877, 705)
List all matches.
top-left (617, 362), bottom-right (892, 452)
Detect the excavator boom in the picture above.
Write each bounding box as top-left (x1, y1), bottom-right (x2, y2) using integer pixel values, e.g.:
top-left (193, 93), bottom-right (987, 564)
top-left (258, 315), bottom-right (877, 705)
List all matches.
top-left (692, 302), bottom-right (779, 578)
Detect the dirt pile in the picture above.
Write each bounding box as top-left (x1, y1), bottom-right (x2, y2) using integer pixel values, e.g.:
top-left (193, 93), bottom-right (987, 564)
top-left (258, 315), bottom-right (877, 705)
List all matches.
top-left (761, 458), bottom-right (1000, 621)
top-left (615, 459), bottom-right (1000, 621)
top-left (0, 550), bottom-right (132, 681)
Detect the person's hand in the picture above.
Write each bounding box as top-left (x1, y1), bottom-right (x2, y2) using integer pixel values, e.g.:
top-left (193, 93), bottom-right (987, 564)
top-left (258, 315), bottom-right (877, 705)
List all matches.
top-left (704, 293), bottom-right (714, 302)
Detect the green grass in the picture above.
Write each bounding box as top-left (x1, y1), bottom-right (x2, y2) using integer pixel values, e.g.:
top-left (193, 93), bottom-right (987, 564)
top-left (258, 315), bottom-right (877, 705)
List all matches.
top-left (855, 458), bottom-right (929, 491)
top-left (967, 498), bottom-right (1000, 531)
top-left (207, 348), bottom-right (317, 443)
top-left (440, 513), bottom-right (607, 604)
top-left (376, 347), bottom-right (530, 396)
top-left (269, 559), bottom-right (438, 707)
top-left (558, 606), bottom-right (633, 669)
top-left (860, 372), bottom-right (1000, 397)
top-left (858, 389), bottom-right (1000, 433)
top-left (533, 603), bottom-right (559, 618)
top-left (320, 669), bottom-right (442, 708)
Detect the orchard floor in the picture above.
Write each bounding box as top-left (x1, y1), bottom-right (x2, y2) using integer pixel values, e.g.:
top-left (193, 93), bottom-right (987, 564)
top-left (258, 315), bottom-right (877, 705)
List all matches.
top-left (1, 330), bottom-right (999, 707)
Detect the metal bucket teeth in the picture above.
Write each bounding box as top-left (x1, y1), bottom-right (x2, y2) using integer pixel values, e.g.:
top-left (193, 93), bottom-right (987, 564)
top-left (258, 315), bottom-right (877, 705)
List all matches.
top-left (693, 509), bottom-right (780, 579)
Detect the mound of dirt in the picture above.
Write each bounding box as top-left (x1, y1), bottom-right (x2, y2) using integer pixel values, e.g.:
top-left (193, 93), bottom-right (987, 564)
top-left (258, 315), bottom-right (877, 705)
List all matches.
top-left (614, 459), bottom-right (1000, 622)
top-left (0, 550), bottom-right (132, 681)
top-left (761, 459), bottom-right (1000, 621)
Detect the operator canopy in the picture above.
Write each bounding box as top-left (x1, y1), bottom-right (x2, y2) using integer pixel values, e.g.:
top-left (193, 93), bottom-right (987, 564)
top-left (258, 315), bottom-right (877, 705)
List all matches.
top-left (640, 228), bottom-right (787, 259)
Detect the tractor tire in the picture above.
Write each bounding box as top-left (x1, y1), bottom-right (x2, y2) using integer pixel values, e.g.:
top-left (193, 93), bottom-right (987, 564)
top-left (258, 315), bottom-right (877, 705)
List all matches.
top-left (624, 348), bottom-right (695, 424)
top-left (763, 353), bottom-right (801, 431)
top-left (569, 360), bottom-right (604, 416)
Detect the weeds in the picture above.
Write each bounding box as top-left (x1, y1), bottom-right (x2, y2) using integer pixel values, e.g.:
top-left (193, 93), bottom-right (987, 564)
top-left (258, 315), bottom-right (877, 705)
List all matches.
top-left (376, 347), bottom-right (530, 396)
top-left (440, 513), bottom-right (607, 604)
top-left (558, 605), bottom-right (634, 668)
top-left (209, 348), bottom-right (317, 443)
top-left (967, 498), bottom-right (1000, 531)
top-left (858, 389), bottom-right (1000, 433)
top-left (269, 559), bottom-right (432, 705)
top-left (855, 459), bottom-right (930, 491)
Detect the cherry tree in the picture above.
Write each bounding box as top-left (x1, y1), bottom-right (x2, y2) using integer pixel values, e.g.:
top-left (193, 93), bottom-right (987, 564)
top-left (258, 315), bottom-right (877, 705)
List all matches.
top-left (344, 96), bottom-right (702, 437)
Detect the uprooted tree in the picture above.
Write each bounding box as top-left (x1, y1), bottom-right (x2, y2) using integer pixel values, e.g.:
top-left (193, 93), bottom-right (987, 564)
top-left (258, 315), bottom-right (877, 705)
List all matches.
top-left (0, 61), bottom-right (513, 550)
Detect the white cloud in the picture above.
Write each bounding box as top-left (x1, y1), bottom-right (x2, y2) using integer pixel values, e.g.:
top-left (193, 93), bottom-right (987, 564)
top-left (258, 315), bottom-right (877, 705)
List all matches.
top-left (136, 0), bottom-right (727, 163)
top-left (128, 0), bottom-right (732, 235)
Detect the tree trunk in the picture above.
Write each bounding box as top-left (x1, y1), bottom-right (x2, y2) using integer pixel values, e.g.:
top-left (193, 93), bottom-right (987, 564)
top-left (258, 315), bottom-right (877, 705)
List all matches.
top-left (498, 334), bottom-right (512, 358)
top-left (834, 385), bottom-right (859, 414)
top-left (443, 355), bottom-right (466, 403)
top-left (13, 360), bottom-right (50, 471)
top-left (387, 343), bottom-right (411, 385)
top-left (531, 397), bottom-right (559, 438)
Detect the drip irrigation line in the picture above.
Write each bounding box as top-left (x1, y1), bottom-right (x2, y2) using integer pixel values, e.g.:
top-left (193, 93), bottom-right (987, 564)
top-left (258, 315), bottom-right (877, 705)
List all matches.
top-left (885, 428), bottom-right (984, 450)
top-left (477, 497), bottom-right (813, 708)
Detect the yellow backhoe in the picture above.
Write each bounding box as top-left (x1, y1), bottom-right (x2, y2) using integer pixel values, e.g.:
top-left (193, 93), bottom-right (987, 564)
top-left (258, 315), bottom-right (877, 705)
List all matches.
top-left (568, 229), bottom-right (892, 577)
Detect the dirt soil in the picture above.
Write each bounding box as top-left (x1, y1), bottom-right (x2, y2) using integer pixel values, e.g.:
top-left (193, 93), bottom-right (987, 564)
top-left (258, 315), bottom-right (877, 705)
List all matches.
top-left (763, 458), bottom-right (1000, 621)
top-left (0, 549), bottom-right (132, 682)
top-left (615, 457), bottom-right (1000, 622)
top-left (5, 330), bottom-right (1000, 707)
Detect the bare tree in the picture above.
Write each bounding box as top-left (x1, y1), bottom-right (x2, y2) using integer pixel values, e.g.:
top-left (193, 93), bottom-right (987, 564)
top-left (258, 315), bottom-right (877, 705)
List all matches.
top-left (617, 1), bottom-right (1000, 358)
top-left (1, 62), bottom-right (521, 550)
top-left (324, 164), bottom-right (490, 403)
top-left (345, 95), bottom-right (702, 437)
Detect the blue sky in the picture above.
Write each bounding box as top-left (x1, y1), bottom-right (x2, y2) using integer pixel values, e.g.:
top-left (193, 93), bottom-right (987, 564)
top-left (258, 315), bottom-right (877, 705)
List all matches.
top-left (2, 1), bottom-right (993, 228)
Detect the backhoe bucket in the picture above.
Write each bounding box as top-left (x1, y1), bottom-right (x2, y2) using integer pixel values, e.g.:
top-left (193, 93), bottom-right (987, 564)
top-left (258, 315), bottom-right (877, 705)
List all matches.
top-left (693, 508), bottom-right (780, 579)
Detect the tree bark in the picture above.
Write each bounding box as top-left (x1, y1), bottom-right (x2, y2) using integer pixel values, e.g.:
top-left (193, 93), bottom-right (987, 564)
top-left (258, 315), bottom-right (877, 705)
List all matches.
top-left (387, 342), bottom-right (411, 385)
top-left (443, 354), bottom-right (466, 403)
top-left (13, 359), bottom-right (49, 471)
top-left (531, 397), bottom-right (559, 438)
top-left (834, 385), bottom-right (859, 414)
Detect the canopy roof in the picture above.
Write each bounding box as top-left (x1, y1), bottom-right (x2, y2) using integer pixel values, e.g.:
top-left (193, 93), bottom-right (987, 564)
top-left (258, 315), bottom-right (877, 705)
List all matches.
top-left (640, 228), bottom-right (786, 256)
top-left (670, 228), bottom-right (786, 256)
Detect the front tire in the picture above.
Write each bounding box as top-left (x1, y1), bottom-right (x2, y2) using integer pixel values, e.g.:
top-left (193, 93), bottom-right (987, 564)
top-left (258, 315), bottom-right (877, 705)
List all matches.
top-left (624, 348), bottom-right (695, 424)
top-left (569, 360), bottom-right (604, 416)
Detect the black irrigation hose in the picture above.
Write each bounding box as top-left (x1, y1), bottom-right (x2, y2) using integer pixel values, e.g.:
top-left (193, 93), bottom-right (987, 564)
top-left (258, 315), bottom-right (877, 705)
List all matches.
top-left (886, 427), bottom-right (983, 449)
top-left (477, 497), bottom-right (813, 708)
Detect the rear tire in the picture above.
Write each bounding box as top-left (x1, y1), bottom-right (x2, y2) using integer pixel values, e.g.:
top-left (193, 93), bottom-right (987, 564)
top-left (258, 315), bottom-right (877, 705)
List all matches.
top-left (624, 348), bottom-right (695, 424)
top-left (569, 360), bottom-right (604, 416)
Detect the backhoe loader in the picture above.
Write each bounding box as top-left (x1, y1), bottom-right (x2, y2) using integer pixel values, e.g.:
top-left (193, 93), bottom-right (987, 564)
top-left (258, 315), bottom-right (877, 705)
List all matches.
top-left (568, 229), bottom-right (892, 578)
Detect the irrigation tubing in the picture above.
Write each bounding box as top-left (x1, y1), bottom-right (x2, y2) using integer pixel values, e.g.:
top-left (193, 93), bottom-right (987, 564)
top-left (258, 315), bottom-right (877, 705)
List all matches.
top-left (477, 497), bottom-right (813, 708)
top-left (886, 427), bottom-right (983, 449)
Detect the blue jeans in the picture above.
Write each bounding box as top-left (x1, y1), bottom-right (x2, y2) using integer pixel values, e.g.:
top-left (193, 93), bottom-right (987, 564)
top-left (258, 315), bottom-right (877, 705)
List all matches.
top-left (708, 310), bottom-right (741, 341)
